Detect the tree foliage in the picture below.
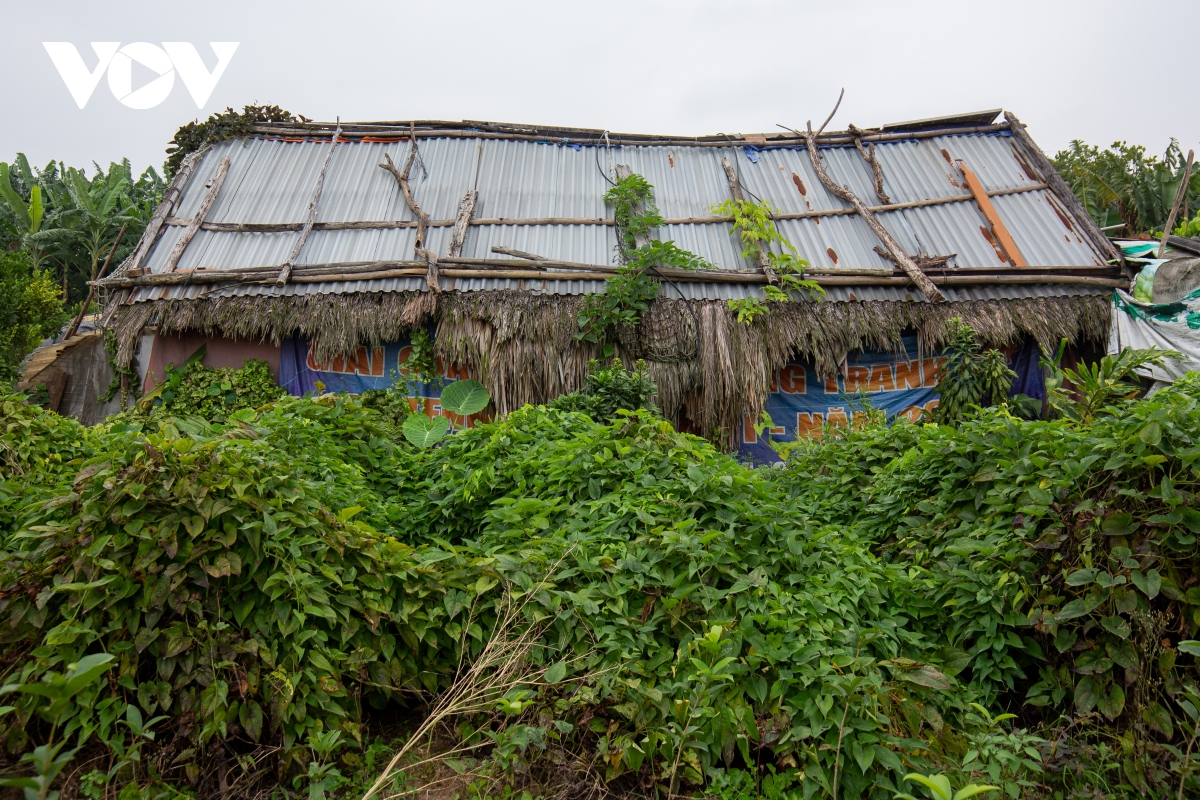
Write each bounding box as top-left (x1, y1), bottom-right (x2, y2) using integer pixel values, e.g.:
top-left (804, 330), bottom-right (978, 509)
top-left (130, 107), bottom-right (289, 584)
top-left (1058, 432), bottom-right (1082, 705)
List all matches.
top-left (165, 105), bottom-right (300, 177)
top-left (0, 157), bottom-right (162, 303)
top-left (0, 251), bottom-right (66, 385)
top-left (1053, 139), bottom-right (1200, 236)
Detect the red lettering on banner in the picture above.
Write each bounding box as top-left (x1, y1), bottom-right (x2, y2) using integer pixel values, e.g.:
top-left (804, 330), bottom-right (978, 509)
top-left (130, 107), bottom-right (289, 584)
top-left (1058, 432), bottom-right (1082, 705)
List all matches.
top-left (743, 414), bottom-right (758, 443)
top-left (824, 374), bottom-right (839, 394)
top-left (894, 359), bottom-right (923, 389)
top-left (442, 360), bottom-right (472, 381)
top-left (742, 414), bottom-right (784, 443)
top-left (779, 364), bottom-right (806, 394)
top-left (869, 364), bottom-right (895, 392)
top-left (826, 407), bottom-right (849, 428)
top-left (307, 346), bottom-right (384, 376)
top-left (923, 357), bottom-right (945, 387)
top-left (845, 366), bottom-right (871, 392)
top-left (795, 412), bottom-right (825, 438)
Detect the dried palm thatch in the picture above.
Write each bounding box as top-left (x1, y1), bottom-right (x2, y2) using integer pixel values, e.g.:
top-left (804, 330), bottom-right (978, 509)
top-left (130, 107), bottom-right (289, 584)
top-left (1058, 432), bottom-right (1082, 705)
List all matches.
top-left (103, 289), bottom-right (1110, 447)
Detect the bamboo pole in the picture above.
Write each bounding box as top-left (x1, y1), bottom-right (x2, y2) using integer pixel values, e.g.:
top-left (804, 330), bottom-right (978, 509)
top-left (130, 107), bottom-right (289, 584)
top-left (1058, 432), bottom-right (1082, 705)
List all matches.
top-left (95, 261), bottom-right (1127, 291)
top-left (160, 184), bottom-right (1049, 234)
top-left (162, 156), bottom-right (230, 273)
top-left (123, 146), bottom-right (208, 275)
top-left (1159, 150), bottom-right (1194, 258)
top-left (247, 121), bottom-right (1011, 148)
top-left (276, 123), bottom-right (341, 285)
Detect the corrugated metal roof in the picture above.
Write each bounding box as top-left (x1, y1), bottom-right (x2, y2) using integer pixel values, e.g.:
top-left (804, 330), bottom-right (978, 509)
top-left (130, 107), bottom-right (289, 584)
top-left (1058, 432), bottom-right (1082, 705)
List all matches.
top-left (130, 125), bottom-right (1108, 304)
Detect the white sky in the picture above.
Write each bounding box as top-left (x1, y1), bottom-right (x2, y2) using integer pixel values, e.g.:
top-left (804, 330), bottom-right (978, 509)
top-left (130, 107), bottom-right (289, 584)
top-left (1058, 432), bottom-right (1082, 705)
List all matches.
top-left (4, 0), bottom-right (1198, 176)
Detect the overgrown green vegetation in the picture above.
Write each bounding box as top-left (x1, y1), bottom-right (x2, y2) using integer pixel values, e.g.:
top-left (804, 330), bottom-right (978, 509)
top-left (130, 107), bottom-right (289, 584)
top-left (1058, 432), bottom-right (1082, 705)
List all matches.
top-left (1053, 140), bottom-right (1200, 237)
top-left (578, 173), bottom-right (710, 345)
top-left (0, 251), bottom-right (67, 384)
top-left (165, 105), bottom-right (300, 177)
top-left (5, 354), bottom-right (1200, 799)
top-left (0, 155), bottom-right (163, 305)
top-left (110, 346), bottom-right (285, 425)
top-left (710, 198), bottom-right (823, 324)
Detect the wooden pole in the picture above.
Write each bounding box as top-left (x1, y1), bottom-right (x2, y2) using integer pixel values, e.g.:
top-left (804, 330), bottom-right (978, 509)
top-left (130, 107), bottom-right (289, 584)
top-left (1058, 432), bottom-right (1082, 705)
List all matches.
top-left (250, 121), bottom-right (1012, 149)
top-left (1003, 112), bottom-right (1124, 268)
top-left (849, 124), bottom-right (891, 204)
top-left (64, 224), bottom-right (126, 340)
top-left (957, 158), bottom-right (1028, 267)
top-left (1159, 149), bottom-right (1194, 258)
top-left (613, 164), bottom-right (653, 252)
top-left (276, 123), bottom-right (341, 286)
top-left (162, 156), bottom-right (230, 273)
top-left (447, 190), bottom-right (478, 257)
top-left (123, 146), bottom-right (208, 275)
top-left (791, 120), bottom-right (946, 302)
top-left (719, 156), bottom-right (779, 284)
top-left (159, 183), bottom-right (1048, 233)
top-left (95, 261), bottom-right (1126, 291)
top-left (380, 125), bottom-right (440, 291)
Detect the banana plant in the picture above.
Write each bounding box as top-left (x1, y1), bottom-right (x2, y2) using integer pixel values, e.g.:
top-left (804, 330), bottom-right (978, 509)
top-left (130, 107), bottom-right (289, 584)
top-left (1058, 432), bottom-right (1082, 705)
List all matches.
top-left (62, 165), bottom-right (131, 281)
top-left (0, 160), bottom-right (47, 269)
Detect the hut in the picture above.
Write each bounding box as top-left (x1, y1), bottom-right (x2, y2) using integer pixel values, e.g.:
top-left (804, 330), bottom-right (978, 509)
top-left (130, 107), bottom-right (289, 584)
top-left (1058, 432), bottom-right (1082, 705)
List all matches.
top-left (96, 109), bottom-right (1126, 453)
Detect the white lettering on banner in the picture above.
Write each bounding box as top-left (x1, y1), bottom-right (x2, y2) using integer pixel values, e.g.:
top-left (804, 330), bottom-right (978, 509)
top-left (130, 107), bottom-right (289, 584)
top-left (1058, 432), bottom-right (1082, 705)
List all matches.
top-left (43, 42), bottom-right (239, 109)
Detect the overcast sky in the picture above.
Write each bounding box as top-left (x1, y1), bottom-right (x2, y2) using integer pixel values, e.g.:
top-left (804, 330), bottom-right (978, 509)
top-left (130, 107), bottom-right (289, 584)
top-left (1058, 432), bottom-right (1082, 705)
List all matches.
top-left (4, 0), bottom-right (1197, 176)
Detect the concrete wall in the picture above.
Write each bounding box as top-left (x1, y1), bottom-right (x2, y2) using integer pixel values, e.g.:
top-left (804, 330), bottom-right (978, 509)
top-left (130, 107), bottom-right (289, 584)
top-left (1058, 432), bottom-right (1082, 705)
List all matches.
top-left (41, 335), bottom-right (125, 425)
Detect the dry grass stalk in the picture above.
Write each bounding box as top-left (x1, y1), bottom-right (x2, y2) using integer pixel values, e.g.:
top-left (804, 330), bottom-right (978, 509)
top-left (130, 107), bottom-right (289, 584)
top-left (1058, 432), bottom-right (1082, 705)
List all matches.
top-left (361, 598), bottom-right (543, 800)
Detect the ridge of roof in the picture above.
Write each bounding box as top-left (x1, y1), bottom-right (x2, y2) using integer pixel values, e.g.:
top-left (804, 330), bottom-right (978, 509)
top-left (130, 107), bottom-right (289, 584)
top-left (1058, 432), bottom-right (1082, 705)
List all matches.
top-left (248, 114), bottom-right (1011, 147)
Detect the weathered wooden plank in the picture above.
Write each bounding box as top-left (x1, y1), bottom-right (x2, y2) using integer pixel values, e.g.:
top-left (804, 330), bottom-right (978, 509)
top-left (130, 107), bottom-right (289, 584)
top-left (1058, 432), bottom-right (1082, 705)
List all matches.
top-left (447, 190), bottom-right (478, 257)
top-left (276, 124), bottom-right (341, 286)
top-left (958, 159), bottom-right (1028, 267)
top-left (163, 156), bottom-right (230, 273)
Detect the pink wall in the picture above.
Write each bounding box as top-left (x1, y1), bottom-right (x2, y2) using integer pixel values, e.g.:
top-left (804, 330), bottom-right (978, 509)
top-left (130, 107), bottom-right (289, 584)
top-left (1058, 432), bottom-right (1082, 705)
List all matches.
top-left (143, 333), bottom-right (281, 392)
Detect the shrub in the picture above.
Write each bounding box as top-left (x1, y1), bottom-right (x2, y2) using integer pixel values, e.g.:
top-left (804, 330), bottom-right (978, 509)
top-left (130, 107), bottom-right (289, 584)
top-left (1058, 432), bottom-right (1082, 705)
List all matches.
top-left (548, 358), bottom-right (658, 421)
top-left (0, 250), bottom-right (66, 385)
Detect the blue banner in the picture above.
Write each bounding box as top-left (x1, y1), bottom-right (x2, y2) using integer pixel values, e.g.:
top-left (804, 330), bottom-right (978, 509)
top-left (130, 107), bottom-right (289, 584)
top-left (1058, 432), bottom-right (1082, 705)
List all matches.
top-left (279, 336), bottom-right (486, 426)
top-left (738, 337), bottom-right (942, 462)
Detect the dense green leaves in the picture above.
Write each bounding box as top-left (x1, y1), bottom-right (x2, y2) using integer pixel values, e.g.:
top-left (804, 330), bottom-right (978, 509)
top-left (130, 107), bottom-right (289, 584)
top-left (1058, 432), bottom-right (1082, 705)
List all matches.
top-left (5, 366), bottom-right (1200, 798)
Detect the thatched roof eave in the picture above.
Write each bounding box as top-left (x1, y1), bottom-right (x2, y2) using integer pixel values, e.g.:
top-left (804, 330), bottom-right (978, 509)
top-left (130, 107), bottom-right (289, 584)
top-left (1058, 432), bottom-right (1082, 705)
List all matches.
top-left (103, 288), bottom-right (1110, 447)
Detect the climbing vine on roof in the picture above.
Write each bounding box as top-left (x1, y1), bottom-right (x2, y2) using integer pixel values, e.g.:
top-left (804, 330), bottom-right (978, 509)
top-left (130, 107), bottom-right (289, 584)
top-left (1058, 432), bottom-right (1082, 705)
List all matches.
top-left (164, 104), bottom-right (304, 177)
top-left (713, 198), bottom-right (824, 324)
top-left (577, 173), bottom-right (711, 345)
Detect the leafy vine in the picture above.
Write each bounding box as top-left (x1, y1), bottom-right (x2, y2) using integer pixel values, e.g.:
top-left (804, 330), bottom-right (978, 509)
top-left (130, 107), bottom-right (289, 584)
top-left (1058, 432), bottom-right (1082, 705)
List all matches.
top-left (712, 198), bottom-right (825, 324)
top-left (577, 174), bottom-right (710, 344)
